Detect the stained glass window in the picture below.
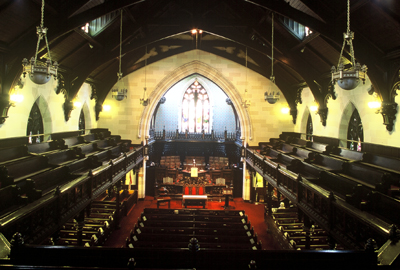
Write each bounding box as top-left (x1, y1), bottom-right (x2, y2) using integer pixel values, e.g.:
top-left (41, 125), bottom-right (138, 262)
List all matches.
top-left (181, 80), bottom-right (210, 133)
top-left (347, 109), bottom-right (363, 151)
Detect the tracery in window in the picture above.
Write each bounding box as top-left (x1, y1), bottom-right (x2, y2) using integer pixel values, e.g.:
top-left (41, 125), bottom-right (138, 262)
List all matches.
top-left (181, 80), bottom-right (210, 133)
top-left (347, 109), bottom-right (363, 151)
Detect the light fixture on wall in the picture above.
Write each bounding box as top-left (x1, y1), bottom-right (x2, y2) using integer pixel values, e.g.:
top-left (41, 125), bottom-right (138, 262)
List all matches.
top-left (22, 0), bottom-right (58, 85)
top-left (241, 47), bottom-right (251, 108)
top-left (264, 12), bottom-right (280, 104)
top-left (140, 46), bottom-right (149, 106)
top-left (331, 0), bottom-right (367, 90)
top-left (112, 10), bottom-right (128, 101)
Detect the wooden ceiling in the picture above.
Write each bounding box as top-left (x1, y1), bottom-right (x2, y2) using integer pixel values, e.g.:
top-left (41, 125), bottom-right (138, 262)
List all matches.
top-left (1, 0), bottom-right (400, 108)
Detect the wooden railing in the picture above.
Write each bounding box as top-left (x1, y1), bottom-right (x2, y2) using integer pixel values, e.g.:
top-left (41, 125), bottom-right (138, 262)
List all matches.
top-left (0, 147), bottom-right (144, 244)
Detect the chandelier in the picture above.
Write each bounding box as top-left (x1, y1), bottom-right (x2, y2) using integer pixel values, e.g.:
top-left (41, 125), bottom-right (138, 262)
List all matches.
top-left (264, 12), bottom-right (280, 104)
top-left (112, 10), bottom-right (127, 101)
top-left (331, 0), bottom-right (367, 90)
top-left (241, 47), bottom-right (251, 108)
top-left (22, 0), bottom-right (58, 85)
top-left (140, 46), bottom-right (149, 106)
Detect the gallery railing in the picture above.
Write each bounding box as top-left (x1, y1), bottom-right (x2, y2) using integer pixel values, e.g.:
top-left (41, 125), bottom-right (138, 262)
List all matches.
top-left (151, 128), bottom-right (240, 142)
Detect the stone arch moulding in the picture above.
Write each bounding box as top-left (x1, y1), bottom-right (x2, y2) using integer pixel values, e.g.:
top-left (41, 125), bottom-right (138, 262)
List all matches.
top-left (138, 60), bottom-right (253, 141)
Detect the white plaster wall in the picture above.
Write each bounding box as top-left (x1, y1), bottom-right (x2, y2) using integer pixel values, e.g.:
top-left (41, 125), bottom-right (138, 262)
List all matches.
top-left (97, 50), bottom-right (293, 146)
top-left (294, 77), bottom-right (400, 147)
top-left (0, 77), bottom-right (97, 139)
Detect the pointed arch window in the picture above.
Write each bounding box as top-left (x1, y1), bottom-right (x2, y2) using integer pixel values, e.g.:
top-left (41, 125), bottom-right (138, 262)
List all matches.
top-left (79, 109), bottom-right (85, 135)
top-left (26, 102), bottom-right (44, 144)
top-left (306, 114), bottom-right (313, 141)
top-left (347, 109), bottom-right (363, 151)
top-left (181, 80), bottom-right (210, 133)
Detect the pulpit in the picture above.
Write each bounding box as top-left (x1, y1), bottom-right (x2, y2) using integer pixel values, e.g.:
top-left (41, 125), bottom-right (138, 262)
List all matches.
top-left (222, 187), bottom-right (233, 209)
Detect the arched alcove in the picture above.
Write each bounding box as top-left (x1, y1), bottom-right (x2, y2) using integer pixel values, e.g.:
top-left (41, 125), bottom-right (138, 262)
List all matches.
top-left (338, 102), bottom-right (358, 148)
top-left (139, 60), bottom-right (252, 142)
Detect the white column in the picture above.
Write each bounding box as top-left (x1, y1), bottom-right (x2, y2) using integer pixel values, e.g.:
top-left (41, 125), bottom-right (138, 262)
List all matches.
top-left (138, 161), bottom-right (146, 199)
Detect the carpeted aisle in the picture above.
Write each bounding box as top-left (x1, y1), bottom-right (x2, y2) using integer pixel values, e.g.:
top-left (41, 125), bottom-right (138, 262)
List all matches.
top-left (104, 196), bottom-right (275, 250)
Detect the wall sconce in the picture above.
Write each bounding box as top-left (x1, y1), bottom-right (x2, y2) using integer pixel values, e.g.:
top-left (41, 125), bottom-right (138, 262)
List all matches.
top-left (368, 101), bottom-right (381, 109)
top-left (10, 94), bottom-right (24, 103)
top-left (103, 104), bottom-right (111, 112)
top-left (281, 107), bottom-right (290, 114)
top-left (73, 100), bottom-right (82, 108)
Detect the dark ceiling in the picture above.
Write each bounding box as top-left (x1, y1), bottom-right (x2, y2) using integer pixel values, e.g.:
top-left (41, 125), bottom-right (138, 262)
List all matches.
top-left (1, 0), bottom-right (400, 109)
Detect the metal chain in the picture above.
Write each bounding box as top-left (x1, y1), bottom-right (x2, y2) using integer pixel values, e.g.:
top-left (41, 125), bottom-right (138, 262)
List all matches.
top-left (144, 46), bottom-right (147, 90)
top-left (271, 12), bottom-right (274, 82)
top-left (347, 0), bottom-right (350, 35)
top-left (245, 47), bottom-right (247, 94)
top-left (41, 0), bottom-right (44, 28)
top-left (118, 9), bottom-right (123, 79)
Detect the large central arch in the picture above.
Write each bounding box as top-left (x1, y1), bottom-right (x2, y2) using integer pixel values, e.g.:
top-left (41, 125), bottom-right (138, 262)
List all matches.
top-left (139, 60), bottom-right (253, 142)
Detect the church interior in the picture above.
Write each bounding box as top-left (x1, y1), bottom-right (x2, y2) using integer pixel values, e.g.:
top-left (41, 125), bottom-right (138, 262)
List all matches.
top-left (1, 0), bottom-right (400, 269)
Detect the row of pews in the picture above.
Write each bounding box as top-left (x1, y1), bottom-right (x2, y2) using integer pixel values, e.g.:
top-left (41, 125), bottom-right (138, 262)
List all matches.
top-left (268, 207), bottom-right (342, 250)
top-left (126, 208), bottom-right (262, 250)
top-left (0, 129), bottom-right (141, 245)
top-left (51, 200), bottom-right (119, 247)
top-left (262, 135), bottom-right (400, 226)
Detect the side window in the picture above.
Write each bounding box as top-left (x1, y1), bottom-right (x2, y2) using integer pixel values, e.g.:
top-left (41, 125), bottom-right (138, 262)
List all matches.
top-left (347, 109), bottom-right (363, 151)
top-left (27, 101), bottom-right (44, 143)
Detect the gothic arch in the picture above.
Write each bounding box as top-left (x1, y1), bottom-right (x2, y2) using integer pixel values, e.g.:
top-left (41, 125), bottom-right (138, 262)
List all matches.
top-left (300, 107), bottom-right (312, 136)
top-left (338, 101), bottom-right (358, 147)
top-left (35, 95), bottom-right (53, 137)
top-left (139, 60), bottom-right (252, 142)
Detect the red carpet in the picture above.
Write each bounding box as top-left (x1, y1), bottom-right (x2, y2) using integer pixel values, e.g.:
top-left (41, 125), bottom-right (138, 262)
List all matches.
top-left (104, 197), bottom-right (275, 250)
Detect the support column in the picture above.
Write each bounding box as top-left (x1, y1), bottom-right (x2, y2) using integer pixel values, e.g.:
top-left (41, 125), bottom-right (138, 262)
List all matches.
top-left (115, 180), bottom-right (121, 229)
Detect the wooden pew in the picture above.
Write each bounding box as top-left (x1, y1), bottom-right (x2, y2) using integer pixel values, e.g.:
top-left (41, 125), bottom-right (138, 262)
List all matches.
top-left (142, 208), bottom-right (246, 217)
top-left (24, 166), bottom-right (82, 199)
top-left (360, 152), bottom-right (400, 181)
top-left (288, 147), bottom-right (315, 163)
top-left (0, 145), bottom-right (31, 166)
top-left (0, 185), bottom-right (27, 216)
top-left (292, 161), bottom-right (323, 181)
top-left (140, 212), bottom-right (248, 223)
top-left (0, 155), bottom-right (56, 189)
top-left (305, 141), bottom-right (332, 155)
top-left (45, 148), bottom-right (80, 166)
top-left (330, 147), bottom-right (364, 162)
top-left (337, 162), bottom-right (394, 192)
top-left (132, 225), bottom-right (255, 237)
top-left (27, 140), bottom-right (59, 154)
top-left (264, 148), bottom-right (300, 171)
top-left (310, 154), bottom-right (345, 171)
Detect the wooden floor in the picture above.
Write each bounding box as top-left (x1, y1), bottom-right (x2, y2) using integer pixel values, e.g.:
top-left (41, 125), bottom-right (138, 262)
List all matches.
top-left (104, 196), bottom-right (276, 250)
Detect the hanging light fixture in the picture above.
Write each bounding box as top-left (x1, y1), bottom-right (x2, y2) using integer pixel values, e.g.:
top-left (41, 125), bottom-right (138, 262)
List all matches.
top-left (140, 46), bottom-right (149, 106)
top-left (112, 9), bottom-right (128, 101)
top-left (22, 0), bottom-right (58, 85)
top-left (331, 0), bottom-right (367, 90)
top-left (241, 47), bottom-right (251, 108)
top-left (264, 12), bottom-right (280, 104)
